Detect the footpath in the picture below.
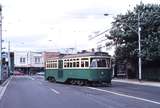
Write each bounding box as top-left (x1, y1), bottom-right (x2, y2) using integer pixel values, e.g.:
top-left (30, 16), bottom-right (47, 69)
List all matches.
top-left (112, 78), bottom-right (160, 87)
top-left (0, 77), bottom-right (11, 100)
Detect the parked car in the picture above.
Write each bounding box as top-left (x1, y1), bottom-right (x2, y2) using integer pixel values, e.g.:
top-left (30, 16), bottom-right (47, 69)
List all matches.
top-left (13, 71), bottom-right (24, 76)
top-left (36, 72), bottom-right (44, 76)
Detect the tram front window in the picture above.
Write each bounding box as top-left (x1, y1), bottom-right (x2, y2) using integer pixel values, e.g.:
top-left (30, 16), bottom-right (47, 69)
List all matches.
top-left (90, 59), bottom-right (97, 67)
top-left (90, 58), bottom-right (108, 68)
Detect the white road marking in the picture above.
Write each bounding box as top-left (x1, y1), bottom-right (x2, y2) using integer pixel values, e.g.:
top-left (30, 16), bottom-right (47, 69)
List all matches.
top-left (87, 87), bottom-right (160, 105)
top-left (0, 77), bottom-right (12, 100)
top-left (50, 88), bottom-right (60, 94)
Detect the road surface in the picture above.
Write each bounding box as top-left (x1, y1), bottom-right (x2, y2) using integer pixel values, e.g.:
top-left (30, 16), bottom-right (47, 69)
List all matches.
top-left (0, 75), bottom-right (160, 108)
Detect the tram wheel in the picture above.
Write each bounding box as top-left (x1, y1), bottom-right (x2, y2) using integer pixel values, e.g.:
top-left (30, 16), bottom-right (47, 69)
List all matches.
top-left (50, 77), bottom-right (56, 82)
top-left (48, 77), bottom-right (51, 81)
top-left (91, 82), bottom-right (98, 87)
top-left (71, 80), bottom-right (76, 85)
top-left (77, 80), bottom-right (84, 86)
top-left (70, 80), bottom-right (73, 84)
top-left (84, 81), bottom-right (90, 86)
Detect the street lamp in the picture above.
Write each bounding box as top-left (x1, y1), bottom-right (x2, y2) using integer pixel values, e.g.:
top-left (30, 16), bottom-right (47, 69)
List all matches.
top-left (104, 13), bottom-right (142, 80)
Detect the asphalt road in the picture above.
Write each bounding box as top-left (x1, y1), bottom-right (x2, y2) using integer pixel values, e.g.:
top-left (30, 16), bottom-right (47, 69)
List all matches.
top-left (0, 75), bottom-right (160, 108)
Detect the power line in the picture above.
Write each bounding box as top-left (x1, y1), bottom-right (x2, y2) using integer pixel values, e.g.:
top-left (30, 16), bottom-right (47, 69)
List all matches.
top-left (96, 38), bottom-right (108, 44)
top-left (88, 29), bottom-right (110, 40)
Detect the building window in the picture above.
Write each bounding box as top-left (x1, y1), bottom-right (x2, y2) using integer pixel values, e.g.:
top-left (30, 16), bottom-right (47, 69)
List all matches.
top-left (20, 57), bottom-right (25, 63)
top-left (35, 57), bottom-right (41, 64)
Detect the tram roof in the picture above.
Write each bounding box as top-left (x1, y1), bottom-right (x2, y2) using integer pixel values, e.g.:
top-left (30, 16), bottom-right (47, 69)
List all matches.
top-left (62, 52), bottom-right (110, 59)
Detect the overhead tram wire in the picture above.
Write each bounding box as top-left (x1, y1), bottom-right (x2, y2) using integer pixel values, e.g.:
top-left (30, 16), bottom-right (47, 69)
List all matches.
top-left (97, 38), bottom-right (108, 44)
top-left (89, 29), bottom-right (110, 40)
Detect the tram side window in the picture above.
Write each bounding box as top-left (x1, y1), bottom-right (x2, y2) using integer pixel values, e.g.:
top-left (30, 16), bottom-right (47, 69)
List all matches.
top-left (64, 61), bottom-right (69, 68)
top-left (46, 64), bottom-right (48, 68)
top-left (46, 60), bottom-right (58, 68)
top-left (46, 61), bottom-right (57, 68)
top-left (56, 63), bottom-right (58, 68)
top-left (50, 63), bottom-right (52, 68)
top-left (90, 59), bottom-right (97, 67)
top-left (81, 58), bottom-right (89, 68)
top-left (48, 64), bottom-right (50, 68)
top-left (106, 59), bottom-right (110, 68)
top-left (85, 61), bottom-right (89, 67)
top-left (49, 63), bottom-right (51, 68)
top-left (73, 62), bottom-right (76, 67)
top-left (90, 58), bottom-right (109, 67)
top-left (81, 61), bottom-right (84, 67)
top-left (70, 62), bottom-right (72, 67)
top-left (51, 64), bottom-right (53, 68)
top-left (64, 62), bottom-right (67, 67)
top-left (76, 62), bottom-right (79, 67)
top-left (67, 62), bottom-right (69, 67)
top-left (97, 59), bottom-right (106, 67)
top-left (81, 61), bottom-right (89, 67)
top-left (53, 63), bottom-right (56, 68)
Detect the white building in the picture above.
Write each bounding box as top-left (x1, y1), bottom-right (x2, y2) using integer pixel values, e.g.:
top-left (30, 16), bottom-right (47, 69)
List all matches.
top-left (14, 51), bottom-right (44, 74)
top-left (29, 52), bottom-right (44, 68)
top-left (14, 51), bottom-right (29, 68)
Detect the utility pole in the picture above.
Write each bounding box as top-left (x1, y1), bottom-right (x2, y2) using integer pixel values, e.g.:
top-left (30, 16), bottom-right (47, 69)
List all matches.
top-left (0, 5), bottom-right (2, 83)
top-left (138, 12), bottom-right (142, 80)
top-left (8, 41), bottom-right (11, 76)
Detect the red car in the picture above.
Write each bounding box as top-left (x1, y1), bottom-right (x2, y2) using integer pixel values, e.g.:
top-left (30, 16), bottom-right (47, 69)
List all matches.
top-left (13, 71), bottom-right (25, 76)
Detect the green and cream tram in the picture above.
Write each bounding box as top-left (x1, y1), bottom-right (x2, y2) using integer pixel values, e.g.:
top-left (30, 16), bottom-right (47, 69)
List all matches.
top-left (45, 52), bottom-right (112, 86)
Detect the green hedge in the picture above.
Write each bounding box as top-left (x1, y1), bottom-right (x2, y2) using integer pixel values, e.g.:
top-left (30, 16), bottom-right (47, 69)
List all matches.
top-left (142, 68), bottom-right (160, 81)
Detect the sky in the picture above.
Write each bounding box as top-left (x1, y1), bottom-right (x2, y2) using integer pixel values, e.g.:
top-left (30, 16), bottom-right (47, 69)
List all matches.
top-left (0, 0), bottom-right (160, 55)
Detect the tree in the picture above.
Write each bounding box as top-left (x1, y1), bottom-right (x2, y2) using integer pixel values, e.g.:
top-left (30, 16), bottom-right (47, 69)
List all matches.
top-left (107, 3), bottom-right (160, 65)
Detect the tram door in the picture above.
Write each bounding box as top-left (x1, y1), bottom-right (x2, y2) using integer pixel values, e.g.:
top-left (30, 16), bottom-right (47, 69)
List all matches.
top-left (58, 60), bottom-right (63, 79)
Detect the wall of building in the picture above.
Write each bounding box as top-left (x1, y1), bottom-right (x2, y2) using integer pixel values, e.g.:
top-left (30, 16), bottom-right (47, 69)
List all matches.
top-left (29, 52), bottom-right (44, 67)
top-left (14, 51), bottom-right (44, 67)
top-left (14, 51), bottom-right (62, 74)
top-left (14, 51), bottom-right (29, 67)
top-left (14, 51), bottom-right (44, 74)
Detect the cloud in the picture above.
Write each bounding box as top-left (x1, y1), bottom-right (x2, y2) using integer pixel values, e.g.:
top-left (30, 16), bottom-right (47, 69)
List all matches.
top-left (1, 0), bottom-right (160, 54)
